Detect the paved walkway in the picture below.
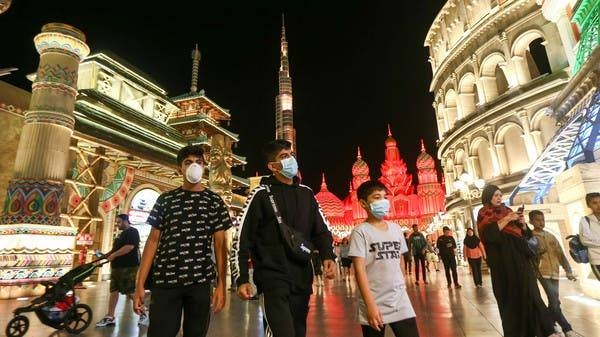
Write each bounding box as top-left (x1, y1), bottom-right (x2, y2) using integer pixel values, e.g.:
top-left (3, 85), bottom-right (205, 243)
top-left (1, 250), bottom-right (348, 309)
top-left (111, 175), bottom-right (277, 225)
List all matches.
top-left (2, 266), bottom-right (600, 336)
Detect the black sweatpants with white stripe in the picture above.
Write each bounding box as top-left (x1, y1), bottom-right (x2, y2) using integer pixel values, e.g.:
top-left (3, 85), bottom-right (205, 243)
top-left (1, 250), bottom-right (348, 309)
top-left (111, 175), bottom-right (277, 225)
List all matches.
top-left (261, 287), bottom-right (311, 337)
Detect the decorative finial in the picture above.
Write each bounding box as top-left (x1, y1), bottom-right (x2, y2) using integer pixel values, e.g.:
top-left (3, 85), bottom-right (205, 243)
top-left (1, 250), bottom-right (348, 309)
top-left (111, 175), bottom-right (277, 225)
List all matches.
top-left (357, 146), bottom-right (362, 159)
top-left (190, 44), bottom-right (201, 93)
top-left (320, 173), bottom-right (328, 191)
top-left (420, 139), bottom-right (426, 152)
top-left (387, 124), bottom-right (392, 137)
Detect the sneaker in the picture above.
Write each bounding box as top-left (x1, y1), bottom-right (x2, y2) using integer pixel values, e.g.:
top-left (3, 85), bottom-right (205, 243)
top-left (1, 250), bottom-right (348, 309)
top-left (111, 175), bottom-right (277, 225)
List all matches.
top-left (95, 316), bottom-right (115, 327)
top-left (138, 312), bottom-right (149, 326)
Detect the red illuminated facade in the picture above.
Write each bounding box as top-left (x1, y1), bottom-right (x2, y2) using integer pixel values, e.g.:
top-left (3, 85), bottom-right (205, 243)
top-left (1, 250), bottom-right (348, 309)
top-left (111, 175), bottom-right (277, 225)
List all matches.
top-left (319, 127), bottom-right (445, 238)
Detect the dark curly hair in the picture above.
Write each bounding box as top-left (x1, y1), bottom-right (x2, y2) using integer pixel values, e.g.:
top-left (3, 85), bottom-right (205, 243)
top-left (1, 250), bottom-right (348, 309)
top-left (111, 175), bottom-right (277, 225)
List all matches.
top-left (481, 184), bottom-right (500, 205)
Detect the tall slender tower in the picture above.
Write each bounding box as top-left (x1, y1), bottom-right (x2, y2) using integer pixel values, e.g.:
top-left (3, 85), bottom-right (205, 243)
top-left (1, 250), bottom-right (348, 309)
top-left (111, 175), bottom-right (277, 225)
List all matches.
top-left (275, 14), bottom-right (296, 152)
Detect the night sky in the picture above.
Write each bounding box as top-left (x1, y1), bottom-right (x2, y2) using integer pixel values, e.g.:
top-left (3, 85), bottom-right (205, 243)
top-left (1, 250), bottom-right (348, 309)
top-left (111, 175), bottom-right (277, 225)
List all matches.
top-left (1, 0), bottom-right (447, 198)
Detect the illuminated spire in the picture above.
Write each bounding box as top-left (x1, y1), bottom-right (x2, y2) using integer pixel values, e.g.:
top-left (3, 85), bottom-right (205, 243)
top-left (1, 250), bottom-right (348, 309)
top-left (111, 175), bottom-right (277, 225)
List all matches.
top-left (421, 139), bottom-right (426, 152)
top-left (190, 44), bottom-right (201, 93)
top-left (275, 13), bottom-right (296, 152)
top-left (357, 146), bottom-right (362, 159)
top-left (281, 13), bottom-right (286, 41)
top-left (387, 123), bottom-right (392, 137)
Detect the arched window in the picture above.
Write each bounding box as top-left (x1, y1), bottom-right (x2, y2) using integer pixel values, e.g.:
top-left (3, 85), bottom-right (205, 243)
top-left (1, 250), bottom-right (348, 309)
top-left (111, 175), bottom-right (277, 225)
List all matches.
top-left (480, 53), bottom-right (511, 102)
top-left (527, 37), bottom-right (552, 77)
top-left (472, 138), bottom-right (495, 179)
top-left (445, 89), bottom-right (458, 129)
top-left (498, 124), bottom-right (530, 173)
top-left (494, 65), bottom-right (509, 96)
top-left (459, 73), bottom-right (477, 117)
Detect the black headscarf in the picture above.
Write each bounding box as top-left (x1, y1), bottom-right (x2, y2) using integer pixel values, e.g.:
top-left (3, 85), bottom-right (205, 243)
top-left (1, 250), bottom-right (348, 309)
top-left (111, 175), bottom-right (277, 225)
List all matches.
top-left (464, 230), bottom-right (481, 249)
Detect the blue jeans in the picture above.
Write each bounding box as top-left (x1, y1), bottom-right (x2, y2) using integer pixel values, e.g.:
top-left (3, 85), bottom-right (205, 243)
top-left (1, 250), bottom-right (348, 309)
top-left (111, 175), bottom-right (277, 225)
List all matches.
top-left (540, 278), bottom-right (572, 332)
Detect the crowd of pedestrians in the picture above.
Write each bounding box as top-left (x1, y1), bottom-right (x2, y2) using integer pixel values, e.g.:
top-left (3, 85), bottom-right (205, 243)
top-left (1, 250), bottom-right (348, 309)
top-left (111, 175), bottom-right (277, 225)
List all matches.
top-left (90, 141), bottom-right (600, 337)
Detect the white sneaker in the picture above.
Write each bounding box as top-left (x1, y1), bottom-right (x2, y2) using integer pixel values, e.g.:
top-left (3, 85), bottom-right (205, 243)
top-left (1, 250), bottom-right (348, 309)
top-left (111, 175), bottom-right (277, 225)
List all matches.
top-left (138, 312), bottom-right (149, 326)
top-left (95, 316), bottom-right (115, 327)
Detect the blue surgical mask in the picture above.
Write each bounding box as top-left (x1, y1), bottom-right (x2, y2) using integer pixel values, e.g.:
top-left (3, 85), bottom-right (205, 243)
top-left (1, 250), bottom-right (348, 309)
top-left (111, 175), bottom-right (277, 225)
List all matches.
top-left (370, 199), bottom-right (390, 219)
top-left (280, 156), bottom-right (298, 179)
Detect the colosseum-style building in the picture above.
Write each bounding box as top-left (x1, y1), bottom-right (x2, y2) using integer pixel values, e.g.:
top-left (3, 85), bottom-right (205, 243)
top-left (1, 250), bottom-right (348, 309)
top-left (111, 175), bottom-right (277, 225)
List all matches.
top-left (426, 0), bottom-right (600, 297)
top-left (425, 0), bottom-right (573, 228)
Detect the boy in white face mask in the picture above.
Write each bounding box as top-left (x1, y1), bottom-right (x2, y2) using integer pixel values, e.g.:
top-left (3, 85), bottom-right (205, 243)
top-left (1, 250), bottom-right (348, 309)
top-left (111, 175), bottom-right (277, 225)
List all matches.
top-left (133, 145), bottom-right (231, 337)
top-left (349, 180), bottom-right (419, 337)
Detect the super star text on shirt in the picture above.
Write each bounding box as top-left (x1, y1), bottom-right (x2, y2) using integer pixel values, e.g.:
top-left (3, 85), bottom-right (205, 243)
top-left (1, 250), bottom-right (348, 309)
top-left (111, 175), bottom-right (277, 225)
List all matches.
top-left (369, 241), bottom-right (403, 260)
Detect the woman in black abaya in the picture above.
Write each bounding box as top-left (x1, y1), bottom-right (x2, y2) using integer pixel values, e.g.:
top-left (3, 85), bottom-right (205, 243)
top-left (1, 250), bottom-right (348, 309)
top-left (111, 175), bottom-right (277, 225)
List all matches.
top-left (477, 184), bottom-right (557, 337)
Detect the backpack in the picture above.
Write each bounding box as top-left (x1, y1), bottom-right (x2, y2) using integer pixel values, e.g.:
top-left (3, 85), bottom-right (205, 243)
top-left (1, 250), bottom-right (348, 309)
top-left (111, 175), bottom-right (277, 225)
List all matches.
top-left (411, 234), bottom-right (427, 254)
top-left (566, 234), bottom-right (589, 264)
top-left (566, 216), bottom-right (591, 264)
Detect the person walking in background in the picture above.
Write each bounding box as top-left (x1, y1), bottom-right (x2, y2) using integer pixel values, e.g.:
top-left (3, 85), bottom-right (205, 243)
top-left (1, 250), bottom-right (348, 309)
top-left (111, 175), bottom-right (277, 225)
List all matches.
top-left (580, 192), bottom-right (600, 281)
top-left (402, 232), bottom-right (412, 275)
top-left (477, 184), bottom-right (558, 337)
top-left (96, 214), bottom-right (140, 327)
top-left (133, 145), bottom-right (231, 337)
top-left (349, 180), bottom-right (419, 337)
top-left (463, 228), bottom-right (486, 287)
top-left (425, 238), bottom-right (439, 272)
top-left (530, 210), bottom-right (579, 337)
top-left (437, 226), bottom-right (461, 289)
top-left (409, 224), bottom-right (428, 285)
top-left (340, 237), bottom-right (353, 281)
top-left (311, 250), bottom-right (324, 287)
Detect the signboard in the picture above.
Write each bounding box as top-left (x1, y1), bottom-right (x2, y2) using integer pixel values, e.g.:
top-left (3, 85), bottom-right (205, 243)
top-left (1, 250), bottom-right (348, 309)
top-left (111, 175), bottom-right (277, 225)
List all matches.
top-left (128, 188), bottom-right (160, 225)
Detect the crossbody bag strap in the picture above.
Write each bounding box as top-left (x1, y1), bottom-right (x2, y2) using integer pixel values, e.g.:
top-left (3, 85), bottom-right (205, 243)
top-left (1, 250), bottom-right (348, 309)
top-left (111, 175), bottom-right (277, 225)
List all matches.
top-left (264, 185), bottom-right (288, 232)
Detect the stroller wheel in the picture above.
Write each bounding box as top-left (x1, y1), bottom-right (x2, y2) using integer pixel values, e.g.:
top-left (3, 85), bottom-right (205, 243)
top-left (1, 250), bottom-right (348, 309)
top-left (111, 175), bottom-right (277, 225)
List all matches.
top-left (64, 303), bottom-right (92, 334)
top-left (6, 315), bottom-right (29, 337)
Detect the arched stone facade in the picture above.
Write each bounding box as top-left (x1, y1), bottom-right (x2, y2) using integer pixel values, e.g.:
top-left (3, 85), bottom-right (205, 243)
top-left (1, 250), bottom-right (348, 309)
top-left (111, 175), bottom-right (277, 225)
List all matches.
top-left (425, 0), bottom-right (571, 235)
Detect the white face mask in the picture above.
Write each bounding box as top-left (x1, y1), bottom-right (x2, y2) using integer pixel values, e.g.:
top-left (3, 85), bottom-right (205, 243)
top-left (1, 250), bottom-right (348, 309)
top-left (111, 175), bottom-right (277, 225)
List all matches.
top-left (185, 163), bottom-right (203, 184)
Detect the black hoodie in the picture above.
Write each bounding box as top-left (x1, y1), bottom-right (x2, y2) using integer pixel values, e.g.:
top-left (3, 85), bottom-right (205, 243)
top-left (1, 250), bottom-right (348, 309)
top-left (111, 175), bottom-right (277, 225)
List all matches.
top-left (231, 175), bottom-right (335, 294)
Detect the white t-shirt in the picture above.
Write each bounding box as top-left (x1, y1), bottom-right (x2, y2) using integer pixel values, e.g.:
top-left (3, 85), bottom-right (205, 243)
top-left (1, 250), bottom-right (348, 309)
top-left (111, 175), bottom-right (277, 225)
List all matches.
top-left (348, 222), bottom-right (416, 325)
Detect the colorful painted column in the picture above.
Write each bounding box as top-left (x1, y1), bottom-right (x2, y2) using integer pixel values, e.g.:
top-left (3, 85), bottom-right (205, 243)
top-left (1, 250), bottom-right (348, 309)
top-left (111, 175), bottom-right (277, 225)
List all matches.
top-left (0, 23), bottom-right (89, 298)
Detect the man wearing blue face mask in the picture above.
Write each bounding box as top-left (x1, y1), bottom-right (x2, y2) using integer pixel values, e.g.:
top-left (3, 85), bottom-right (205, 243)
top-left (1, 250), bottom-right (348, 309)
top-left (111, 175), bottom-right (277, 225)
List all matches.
top-left (231, 139), bottom-right (336, 337)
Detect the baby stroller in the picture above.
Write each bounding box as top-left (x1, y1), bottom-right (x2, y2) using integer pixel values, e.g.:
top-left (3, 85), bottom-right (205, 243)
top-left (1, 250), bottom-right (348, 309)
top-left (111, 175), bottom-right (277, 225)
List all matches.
top-left (5, 254), bottom-right (109, 337)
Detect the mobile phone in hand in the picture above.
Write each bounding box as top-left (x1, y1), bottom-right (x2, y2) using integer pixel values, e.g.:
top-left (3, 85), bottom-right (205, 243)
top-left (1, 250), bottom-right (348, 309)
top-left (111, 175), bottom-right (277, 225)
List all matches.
top-left (517, 204), bottom-right (525, 214)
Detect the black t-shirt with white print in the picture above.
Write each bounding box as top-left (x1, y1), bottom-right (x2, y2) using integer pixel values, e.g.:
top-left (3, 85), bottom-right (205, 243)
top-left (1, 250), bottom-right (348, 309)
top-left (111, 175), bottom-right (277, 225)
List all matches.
top-left (147, 187), bottom-right (232, 288)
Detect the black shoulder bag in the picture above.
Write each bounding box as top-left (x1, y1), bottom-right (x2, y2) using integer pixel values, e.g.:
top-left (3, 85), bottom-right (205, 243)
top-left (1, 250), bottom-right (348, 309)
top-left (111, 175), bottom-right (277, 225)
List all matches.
top-left (264, 185), bottom-right (314, 263)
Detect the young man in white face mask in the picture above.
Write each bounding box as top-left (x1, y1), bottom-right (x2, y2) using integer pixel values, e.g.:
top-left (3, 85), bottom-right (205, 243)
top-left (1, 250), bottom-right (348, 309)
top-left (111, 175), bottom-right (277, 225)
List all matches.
top-left (133, 145), bottom-right (231, 337)
top-left (349, 180), bottom-right (419, 337)
top-left (231, 139), bottom-right (336, 337)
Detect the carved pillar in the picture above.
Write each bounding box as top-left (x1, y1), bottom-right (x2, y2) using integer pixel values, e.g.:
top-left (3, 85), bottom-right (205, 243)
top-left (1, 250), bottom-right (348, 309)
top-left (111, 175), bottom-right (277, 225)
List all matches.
top-left (462, 138), bottom-right (475, 176)
top-left (517, 109), bottom-right (539, 163)
top-left (531, 130), bottom-right (544, 155)
top-left (555, 10), bottom-right (577, 70)
top-left (470, 54), bottom-right (485, 105)
top-left (485, 125), bottom-right (501, 176)
top-left (0, 23), bottom-right (89, 295)
top-left (209, 134), bottom-right (233, 206)
top-left (499, 31), bottom-right (520, 87)
top-left (495, 143), bottom-right (510, 175)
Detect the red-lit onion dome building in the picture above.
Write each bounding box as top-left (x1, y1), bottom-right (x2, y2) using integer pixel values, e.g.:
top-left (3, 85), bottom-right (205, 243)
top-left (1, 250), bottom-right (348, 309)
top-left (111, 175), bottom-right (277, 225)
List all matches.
top-left (314, 174), bottom-right (348, 239)
top-left (319, 127), bottom-right (445, 239)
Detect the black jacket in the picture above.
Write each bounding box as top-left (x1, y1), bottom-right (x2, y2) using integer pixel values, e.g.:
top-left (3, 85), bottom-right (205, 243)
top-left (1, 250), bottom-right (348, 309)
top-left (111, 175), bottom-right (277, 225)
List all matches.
top-left (231, 176), bottom-right (335, 294)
